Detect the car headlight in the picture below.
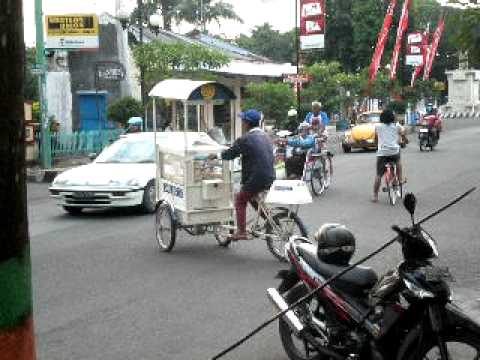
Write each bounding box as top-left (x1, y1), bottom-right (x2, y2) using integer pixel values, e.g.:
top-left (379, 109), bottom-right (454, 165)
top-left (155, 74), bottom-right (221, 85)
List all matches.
top-left (53, 177), bottom-right (68, 185)
top-left (126, 178), bottom-right (141, 187)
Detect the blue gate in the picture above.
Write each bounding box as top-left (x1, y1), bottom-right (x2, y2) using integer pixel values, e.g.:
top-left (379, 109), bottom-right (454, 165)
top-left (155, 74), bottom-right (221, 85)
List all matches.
top-left (78, 91), bottom-right (108, 131)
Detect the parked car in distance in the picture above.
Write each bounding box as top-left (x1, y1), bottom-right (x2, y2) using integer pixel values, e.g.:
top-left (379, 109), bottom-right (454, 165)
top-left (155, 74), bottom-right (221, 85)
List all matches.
top-left (342, 111), bottom-right (406, 153)
top-left (49, 132), bottom-right (158, 215)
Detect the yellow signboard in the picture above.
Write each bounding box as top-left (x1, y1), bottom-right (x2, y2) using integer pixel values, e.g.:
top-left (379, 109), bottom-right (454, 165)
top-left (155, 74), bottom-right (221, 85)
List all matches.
top-left (45, 14), bottom-right (99, 49)
top-left (46, 14), bottom-right (99, 37)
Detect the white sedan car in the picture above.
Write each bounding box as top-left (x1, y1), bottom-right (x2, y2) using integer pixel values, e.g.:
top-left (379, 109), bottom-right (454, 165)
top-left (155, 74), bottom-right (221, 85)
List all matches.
top-left (49, 133), bottom-right (157, 215)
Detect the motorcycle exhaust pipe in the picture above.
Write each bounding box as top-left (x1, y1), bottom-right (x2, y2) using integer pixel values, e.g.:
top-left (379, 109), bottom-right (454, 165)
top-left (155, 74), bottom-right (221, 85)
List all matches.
top-left (266, 288), bottom-right (304, 334)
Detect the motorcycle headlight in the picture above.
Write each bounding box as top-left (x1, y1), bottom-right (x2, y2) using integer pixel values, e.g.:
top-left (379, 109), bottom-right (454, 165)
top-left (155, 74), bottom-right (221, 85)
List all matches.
top-left (404, 279), bottom-right (434, 299)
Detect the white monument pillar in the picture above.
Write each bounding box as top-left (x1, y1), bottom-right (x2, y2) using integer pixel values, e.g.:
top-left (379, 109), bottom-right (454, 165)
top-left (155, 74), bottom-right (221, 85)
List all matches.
top-left (445, 69), bottom-right (480, 116)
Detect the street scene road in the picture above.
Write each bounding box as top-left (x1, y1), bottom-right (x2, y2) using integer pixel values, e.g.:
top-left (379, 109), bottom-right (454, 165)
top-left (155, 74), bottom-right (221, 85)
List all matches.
top-left (28, 124), bottom-right (480, 360)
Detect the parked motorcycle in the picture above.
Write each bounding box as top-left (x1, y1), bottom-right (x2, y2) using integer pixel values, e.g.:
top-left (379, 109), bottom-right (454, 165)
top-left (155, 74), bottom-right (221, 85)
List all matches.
top-left (267, 192), bottom-right (480, 360)
top-left (418, 124), bottom-right (439, 151)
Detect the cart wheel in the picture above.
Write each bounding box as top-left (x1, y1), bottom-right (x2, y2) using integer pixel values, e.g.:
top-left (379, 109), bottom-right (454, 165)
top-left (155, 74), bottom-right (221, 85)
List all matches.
top-left (155, 204), bottom-right (176, 252)
top-left (214, 221), bottom-right (233, 247)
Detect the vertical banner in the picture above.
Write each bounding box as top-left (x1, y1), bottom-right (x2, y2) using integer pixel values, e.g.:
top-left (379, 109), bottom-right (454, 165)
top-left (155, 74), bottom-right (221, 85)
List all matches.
top-left (300, 0), bottom-right (326, 50)
top-left (390, 0), bottom-right (411, 80)
top-left (423, 17), bottom-right (445, 81)
top-left (369, 0), bottom-right (397, 83)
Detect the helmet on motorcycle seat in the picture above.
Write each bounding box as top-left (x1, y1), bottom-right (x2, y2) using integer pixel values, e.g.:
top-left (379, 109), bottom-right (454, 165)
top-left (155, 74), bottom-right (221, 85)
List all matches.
top-left (314, 224), bottom-right (356, 265)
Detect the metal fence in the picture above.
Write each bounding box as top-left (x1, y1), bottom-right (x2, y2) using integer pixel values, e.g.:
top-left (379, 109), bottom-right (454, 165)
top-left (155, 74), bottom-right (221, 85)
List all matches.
top-left (49, 129), bottom-right (124, 157)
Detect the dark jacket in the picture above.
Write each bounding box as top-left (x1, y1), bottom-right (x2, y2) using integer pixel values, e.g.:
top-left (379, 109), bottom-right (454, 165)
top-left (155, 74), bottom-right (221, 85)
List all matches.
top-left (221, 128), bottom-right (275, 192)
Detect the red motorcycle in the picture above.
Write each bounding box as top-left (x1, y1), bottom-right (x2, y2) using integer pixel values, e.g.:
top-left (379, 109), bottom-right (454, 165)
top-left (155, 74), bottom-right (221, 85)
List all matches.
top-left (267, 193), bottom-right (480, 360)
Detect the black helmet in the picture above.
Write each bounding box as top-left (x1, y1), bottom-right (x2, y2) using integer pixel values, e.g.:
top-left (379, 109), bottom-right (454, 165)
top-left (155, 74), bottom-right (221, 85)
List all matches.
top-left (315, 224), bottom-right (356, 265)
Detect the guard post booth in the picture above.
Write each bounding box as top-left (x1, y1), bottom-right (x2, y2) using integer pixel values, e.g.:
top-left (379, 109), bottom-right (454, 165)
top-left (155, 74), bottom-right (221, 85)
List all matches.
top-left (149, 79), bottom-right (237, 143)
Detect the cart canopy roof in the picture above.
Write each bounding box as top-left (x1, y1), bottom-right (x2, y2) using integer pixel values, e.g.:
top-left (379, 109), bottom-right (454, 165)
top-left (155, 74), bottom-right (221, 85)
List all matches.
top-left (148, 79), bottom-right (236, 101)
top-left (156, 132), bottom-right (227, 157)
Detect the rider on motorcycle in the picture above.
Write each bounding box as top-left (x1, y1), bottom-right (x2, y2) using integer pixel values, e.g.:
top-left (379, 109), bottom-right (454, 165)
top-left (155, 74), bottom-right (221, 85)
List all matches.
top-left (422, 103), bottom-right (442, 140)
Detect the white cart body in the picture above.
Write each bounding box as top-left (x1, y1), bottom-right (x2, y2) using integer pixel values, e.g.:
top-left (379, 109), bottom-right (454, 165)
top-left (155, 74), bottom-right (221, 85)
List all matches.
top-left (155, 132), bottom-right (234, 226)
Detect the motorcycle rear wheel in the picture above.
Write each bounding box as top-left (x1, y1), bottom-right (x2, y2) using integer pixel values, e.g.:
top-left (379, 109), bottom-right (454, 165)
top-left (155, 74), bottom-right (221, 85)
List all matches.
top-left (279, 284), bottom-right (328, 360)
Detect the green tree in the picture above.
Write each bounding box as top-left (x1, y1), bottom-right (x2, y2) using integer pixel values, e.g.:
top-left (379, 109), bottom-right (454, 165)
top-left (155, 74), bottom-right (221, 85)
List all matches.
top-left (107, 97), bottom-right (144, 127)
top-left (130, 0), bottom-right (241, 32)
top-left (302, 61), bottom-right (363, 116)
top-left (173, 0), bottom-right (242, 30)
top-left (132, 41), bottom-right (229, 90)
top-left (24, 47), bottom-right (38, 101)
top-left (242, 82), bottom-right (295, 129)
top-left (450, 8), bottom-right (480, 67)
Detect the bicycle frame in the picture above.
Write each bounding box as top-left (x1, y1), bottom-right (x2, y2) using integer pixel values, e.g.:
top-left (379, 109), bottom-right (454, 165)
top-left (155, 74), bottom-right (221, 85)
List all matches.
top-left (248, 196), bottom-right (300, 240)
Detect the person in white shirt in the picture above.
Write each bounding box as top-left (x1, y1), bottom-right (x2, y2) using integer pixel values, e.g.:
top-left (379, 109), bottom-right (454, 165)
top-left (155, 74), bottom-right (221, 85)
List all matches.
top-left (372, 110), bottom-right (404, 203)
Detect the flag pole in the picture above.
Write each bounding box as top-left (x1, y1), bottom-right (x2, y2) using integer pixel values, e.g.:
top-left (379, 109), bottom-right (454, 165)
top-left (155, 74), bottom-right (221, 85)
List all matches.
top-left (295, 0), bottom-right (301, 122)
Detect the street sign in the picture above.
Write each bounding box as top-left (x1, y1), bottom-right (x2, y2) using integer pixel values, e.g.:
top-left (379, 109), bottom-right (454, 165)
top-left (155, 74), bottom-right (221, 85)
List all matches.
top-left (300, 0), bottom-right (326, 50)
top-left (95, 61), bottom-right (126, 82)
top-left (45, 14), bottom-right (99, 50)
top-left (31, 63), bottom-right (47, 75)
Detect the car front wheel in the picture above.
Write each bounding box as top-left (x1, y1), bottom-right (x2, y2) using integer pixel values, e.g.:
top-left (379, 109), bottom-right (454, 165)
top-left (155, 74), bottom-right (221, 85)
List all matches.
top-left (141, 180), bottom-right (156, 213)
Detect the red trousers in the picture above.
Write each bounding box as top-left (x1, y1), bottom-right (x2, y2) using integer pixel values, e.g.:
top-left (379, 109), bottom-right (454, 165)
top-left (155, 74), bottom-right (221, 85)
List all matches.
top-left (234, 191), bottom-right (258, 233)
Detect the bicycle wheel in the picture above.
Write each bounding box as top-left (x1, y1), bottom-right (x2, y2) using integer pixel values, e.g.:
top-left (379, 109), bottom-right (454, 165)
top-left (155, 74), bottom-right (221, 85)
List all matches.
top-left (155, 204), bottom-right (176, 252)
top-left (265, 209), bottom-right (308, 261)
top-left (387, 181), bottom-right (398, 206)
top-left (310, 159), bottom-right (325, 196)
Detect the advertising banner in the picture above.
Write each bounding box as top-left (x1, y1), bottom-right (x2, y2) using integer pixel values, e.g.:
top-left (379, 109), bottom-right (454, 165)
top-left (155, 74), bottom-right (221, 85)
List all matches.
top-left (369, 0), bottom-right (397, 83)
top-left (390, 0), bottom-right (410, 80)
top-left (423, 17), bottom-right (445, 80)
top-left (300, 0), bottom-right (326, 50)
top-left (45, 14), bottom-right (99, 50)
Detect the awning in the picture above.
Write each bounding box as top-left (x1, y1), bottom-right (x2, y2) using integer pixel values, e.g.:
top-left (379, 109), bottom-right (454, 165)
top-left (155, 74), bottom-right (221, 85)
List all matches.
top-left (148, 79), bottom-right (236, 101)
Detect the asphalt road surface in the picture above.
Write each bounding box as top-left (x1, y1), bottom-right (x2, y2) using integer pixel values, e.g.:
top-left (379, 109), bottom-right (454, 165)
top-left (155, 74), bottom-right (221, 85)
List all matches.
top-left (29, 125), bottom-right (480, 360)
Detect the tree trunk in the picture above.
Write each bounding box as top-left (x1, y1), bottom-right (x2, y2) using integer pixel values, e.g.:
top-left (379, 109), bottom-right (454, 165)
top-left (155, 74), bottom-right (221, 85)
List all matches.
top-left (0, 0), bottom-right (36, 359)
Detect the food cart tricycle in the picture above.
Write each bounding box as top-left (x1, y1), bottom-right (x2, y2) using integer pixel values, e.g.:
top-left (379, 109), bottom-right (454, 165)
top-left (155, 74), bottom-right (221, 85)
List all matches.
top-left (149, 79), bottom-right (312, 261)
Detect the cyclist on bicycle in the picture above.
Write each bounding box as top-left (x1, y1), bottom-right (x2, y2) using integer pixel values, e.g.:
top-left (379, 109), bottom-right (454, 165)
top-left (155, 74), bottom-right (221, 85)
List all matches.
top-left (217, 109), bottom-right (275, 241)
top-left (305, 101), bottom-right (330, 131)
top-left (372, 109), bottom-right (405, 203)
top-left (285, 122), bottom-right (315, 179)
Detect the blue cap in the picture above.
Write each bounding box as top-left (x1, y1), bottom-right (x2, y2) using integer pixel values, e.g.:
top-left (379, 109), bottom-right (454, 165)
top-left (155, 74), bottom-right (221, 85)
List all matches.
top-left (239, 109), bottom-right (261, 126)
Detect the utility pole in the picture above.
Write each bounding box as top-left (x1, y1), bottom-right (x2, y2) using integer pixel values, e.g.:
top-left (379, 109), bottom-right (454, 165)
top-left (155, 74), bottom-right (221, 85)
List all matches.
top-left (0, 0), bottom-right (36, 358)
top-left (295, 0), bottom-right (301, 120)
top-left (35, 0), bottom-right (52, 168)
top-left (137, 0), bottom-right (147, 131)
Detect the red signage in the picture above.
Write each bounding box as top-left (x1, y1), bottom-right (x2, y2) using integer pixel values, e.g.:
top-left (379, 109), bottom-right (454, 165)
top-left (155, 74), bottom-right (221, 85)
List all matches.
top-left (300, 0), bottom-right (326, 50)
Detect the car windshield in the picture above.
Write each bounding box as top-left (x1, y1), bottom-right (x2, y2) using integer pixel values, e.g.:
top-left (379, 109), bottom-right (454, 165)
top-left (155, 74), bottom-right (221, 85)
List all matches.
top-left (358, 114), bottom-right (381, 124)
top-left (95, 138), bottom-right (154, 163)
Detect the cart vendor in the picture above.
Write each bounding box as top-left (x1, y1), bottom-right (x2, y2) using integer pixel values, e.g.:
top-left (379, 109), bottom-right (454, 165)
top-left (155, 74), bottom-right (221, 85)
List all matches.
top-left (212, 109), bottom-right (275, 241)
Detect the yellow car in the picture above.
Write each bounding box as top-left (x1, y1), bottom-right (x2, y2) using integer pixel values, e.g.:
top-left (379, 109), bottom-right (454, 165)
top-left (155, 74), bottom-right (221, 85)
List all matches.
top-left (342, 111), bottom-right (405, 153)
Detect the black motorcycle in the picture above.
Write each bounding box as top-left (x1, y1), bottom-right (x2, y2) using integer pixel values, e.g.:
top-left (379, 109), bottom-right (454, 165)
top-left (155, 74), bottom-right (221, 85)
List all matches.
top-left (267, 193), bottom-right (480, 360)
top-left (418, 124), bottom-right (438, 151)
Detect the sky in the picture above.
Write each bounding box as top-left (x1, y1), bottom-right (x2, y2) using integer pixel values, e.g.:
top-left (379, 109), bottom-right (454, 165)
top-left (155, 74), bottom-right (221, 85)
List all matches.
top-left (23, 0), bottom-right (296, 46)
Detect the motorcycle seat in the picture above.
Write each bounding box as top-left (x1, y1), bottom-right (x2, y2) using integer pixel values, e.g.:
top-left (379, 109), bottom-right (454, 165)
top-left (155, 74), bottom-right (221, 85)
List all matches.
top-left (297, 243), bottom-right (378, 297)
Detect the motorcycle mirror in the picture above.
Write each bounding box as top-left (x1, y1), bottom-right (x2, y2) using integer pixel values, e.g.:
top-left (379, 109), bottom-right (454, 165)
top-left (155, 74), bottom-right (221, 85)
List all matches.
top-left (403, 193), bottom-right (417, 220)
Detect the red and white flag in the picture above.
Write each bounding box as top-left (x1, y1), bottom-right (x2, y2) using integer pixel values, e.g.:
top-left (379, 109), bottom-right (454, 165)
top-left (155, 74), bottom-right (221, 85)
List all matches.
top-left (390, 0), bottom-right (411, 80)
top-left (423, 17), bottom-right (445, 80)
top-left (369, 0), bottom-right (397, 83)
